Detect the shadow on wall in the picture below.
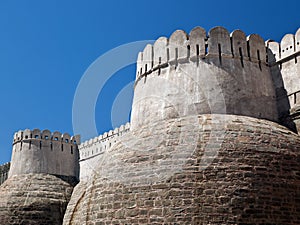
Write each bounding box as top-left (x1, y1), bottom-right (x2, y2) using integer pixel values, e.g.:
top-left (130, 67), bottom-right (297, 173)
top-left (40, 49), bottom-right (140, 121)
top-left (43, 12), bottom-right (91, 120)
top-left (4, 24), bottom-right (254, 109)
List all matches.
top-left (267, 47), bottom-right (297, 133)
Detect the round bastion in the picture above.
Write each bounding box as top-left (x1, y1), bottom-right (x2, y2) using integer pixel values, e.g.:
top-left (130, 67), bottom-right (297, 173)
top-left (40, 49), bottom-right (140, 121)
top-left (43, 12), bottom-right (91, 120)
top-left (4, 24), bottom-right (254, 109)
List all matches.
top-left (131, 26), bottom-right (278, 129)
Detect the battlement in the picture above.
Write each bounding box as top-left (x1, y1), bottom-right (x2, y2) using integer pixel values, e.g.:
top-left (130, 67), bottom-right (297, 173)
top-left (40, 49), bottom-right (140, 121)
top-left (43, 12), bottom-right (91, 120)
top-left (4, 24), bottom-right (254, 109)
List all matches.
top-left (136, 26), bottom-right (268, 82)
top-left (79, 122), bottom-right (130, 161)
top-left (131, 26), bottom-right (278, 129)
top-left (266, 28), bottom-right (300, 133)
top-left (267, 28), bottom-right (300, 109)
top-left (78, 123), bottom-right (130, 181)
top-left (9, 129), bottom-right (80, 180)
top-left (13, 128), bottom-right (80, 146)
top-left (266, 28), bottom-right (300, 64)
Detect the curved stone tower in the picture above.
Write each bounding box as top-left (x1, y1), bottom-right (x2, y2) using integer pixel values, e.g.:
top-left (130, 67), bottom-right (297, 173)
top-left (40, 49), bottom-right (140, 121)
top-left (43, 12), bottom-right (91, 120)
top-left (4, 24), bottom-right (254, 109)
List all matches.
top-left (0, 129), bottom-right (80, 225)
top-left (131, 26), bottom-right (278, 129)
top-left (63, 26), bottom-right (300, 224)
top-left (9, 128), bottom-right (79, 179)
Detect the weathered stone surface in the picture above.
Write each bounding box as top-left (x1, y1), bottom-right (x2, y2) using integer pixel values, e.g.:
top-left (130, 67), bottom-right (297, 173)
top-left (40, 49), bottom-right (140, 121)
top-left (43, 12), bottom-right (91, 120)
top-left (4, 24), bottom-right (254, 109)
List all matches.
top-left (64, 114), bottom-right (300, 225)
top-left (132, 26), bottom-right (278, 130)
top-left (0, 173), bottom-right (75, 225)
top-left (1, 25), bottom-right (300, 225)
top-left (0, 162), bottom-right (10, 185)
top-left (10, 129), bottom-right (80, 179)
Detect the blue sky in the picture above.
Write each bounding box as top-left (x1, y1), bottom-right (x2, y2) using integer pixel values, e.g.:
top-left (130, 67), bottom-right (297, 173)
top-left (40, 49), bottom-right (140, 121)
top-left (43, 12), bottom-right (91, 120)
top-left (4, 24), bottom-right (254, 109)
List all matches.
top-left (0, 0), bottom-right (299, 165)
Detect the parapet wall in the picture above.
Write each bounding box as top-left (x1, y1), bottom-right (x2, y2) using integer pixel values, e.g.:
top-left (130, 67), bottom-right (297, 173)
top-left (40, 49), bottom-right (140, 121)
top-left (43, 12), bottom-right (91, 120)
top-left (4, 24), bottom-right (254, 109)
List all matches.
top-left (0, 162), bottom-right (10, 185)
top-left (136, 27), bottom-right (267, 80)
top-left (79, 123), bottom-right (130, 180)
top-left (131, 26), bottom-right (278, 129)
top-left (9, 129), bottom-right (80, 179)
top-left (267, 28), bottom-right (300, 132)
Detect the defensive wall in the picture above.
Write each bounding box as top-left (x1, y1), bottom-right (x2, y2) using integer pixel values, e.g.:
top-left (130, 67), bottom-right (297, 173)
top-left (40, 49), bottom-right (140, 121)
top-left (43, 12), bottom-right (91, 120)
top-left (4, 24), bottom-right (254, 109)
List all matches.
top-left (131, 26), bottom-right (279, 130)
top-left (9, 129), bottom-right (80, 180)
top-left (0, 25), bottom-right (299, 225)
top-left (267, 28), bottom-right (300, 132)
top-left (79, 122), bottom-right (130, 180)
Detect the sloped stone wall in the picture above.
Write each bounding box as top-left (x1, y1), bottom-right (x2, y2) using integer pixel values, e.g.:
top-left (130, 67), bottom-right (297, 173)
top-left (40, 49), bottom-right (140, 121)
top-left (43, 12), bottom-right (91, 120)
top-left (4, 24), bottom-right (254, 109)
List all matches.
top-left (63, 114), bottom-right (300, 225)
top-left (0, 173), bottom-right (75, 225)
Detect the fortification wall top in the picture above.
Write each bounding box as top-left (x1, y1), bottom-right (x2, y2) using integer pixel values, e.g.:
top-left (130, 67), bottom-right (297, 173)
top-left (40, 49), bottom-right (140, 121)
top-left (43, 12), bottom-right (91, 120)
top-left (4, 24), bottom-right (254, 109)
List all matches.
top-left (13, 129), bottom-right (80, 145)
top-left (131, 26), bottom-right (278, 129)
top-left (267, 28), bottom-right (300, 64)
top-left (267, 28), bottom-right (300, 114)
top-left (136, 26), bottom-right (268, 81)
top-left (9, 129), bottom-right (80, 179)
top-left (79, 122), bottom-right (130, 161)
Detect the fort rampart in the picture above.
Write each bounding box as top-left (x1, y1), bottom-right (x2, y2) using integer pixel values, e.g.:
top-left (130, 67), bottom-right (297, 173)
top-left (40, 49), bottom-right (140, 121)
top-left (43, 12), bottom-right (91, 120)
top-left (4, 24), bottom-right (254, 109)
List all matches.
top-left (9, 129), bottom-right (80, 179)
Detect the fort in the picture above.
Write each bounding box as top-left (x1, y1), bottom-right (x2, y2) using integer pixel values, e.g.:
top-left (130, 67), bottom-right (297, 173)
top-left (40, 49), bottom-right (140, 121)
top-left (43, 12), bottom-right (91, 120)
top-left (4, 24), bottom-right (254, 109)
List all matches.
top-left (0, 25), bottom-right (300, 224)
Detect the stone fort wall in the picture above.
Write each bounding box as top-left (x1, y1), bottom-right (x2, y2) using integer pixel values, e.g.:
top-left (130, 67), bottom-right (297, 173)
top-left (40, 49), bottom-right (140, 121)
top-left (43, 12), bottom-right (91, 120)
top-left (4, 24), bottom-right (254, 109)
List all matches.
top-left (9, 129), bottom-right (80, 179)
top-left (0, 162), bottom-right (10, 185)
top-left (131, 26), bottom-right (278, 130)
top-left (267, 28), bottom-right (300, 132)
top-left (63, 114), bottom-right (300, 224)
top-left (79, 122), bottom-right (130, 180)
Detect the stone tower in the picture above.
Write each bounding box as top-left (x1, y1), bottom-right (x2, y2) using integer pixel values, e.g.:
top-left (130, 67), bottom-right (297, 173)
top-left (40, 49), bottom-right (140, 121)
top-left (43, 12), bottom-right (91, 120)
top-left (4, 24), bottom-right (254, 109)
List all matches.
top-left (63, 26), bottom-right (300, 224)
top-left (267, 28), bottom-right (300, 132)
top-left (131, 27), bottom-right (278, 129)
top-left (0, 129), bottom-right (80, 225)
top-left (9, 129), bottom-right (79, 179)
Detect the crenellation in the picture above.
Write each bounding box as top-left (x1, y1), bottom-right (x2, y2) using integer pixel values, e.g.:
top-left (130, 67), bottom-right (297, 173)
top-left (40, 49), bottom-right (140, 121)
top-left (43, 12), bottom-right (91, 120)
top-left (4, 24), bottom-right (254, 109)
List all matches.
top-left (0, 25), bottom-right (300, 225)
top-left (189, 26), bottom-right (206, 61)
top-left (153, 37), bottom-right (168, 69)
top-left (78, 123), bottom-right (130, 180)
top-left (266, 40), bottom-right (280, 63)
top-left (169, 30), bottom-right (189, 63)
top-left (281, 33), bottom-right (295, 59)
top-left (266, 28), bottom-right (300, 133)
top-left (9, 129), bottom-right (80, 180)
top-left (268, 28), bottom-right (300, 64)
top-left (78, 122), bottom-right (130, 160)
top-left (207, 26), bottom-right (232, 57)
top-left (12, 129), bottom-right (80, 145)
top-left (132, 26), bottom-right (278, 129)
top-left (136, 26), bottom-right (270, 83)
top-left (230, 30), bottom-right (248, 60)
top-left (247, 34), bottom-right (266, 63)
top-left (136, 52), bottom-right (143, 78)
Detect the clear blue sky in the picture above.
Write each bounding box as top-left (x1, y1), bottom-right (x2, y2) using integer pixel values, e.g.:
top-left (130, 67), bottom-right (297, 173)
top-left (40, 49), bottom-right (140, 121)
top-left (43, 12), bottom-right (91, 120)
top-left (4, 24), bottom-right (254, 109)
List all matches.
top-left (0, 0), bottom-right (299, 165)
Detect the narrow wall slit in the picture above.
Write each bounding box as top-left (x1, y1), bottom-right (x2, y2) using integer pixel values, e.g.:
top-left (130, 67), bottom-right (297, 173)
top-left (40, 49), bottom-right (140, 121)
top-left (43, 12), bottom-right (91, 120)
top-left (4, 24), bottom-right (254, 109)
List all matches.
top-left (175, 48), bottom-right (178, 68)
top-left (158, 57), bottom-right (161, 75)
top-left (167, 48), bottom-right (170, 62)
top-left (218, 43), bottom-right (222, 65)
top-left (257, 50), bottom-right (262, 71)
top-left (239, 47), bottom-right (244, 68)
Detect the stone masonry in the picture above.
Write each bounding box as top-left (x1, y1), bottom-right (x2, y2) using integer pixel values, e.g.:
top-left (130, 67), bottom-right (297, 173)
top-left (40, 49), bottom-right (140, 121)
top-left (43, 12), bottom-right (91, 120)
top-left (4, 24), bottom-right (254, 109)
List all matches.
top-left (1, 25), bottom-right (300, 225)
top-left (0, 162), bottom-right (10, 185)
